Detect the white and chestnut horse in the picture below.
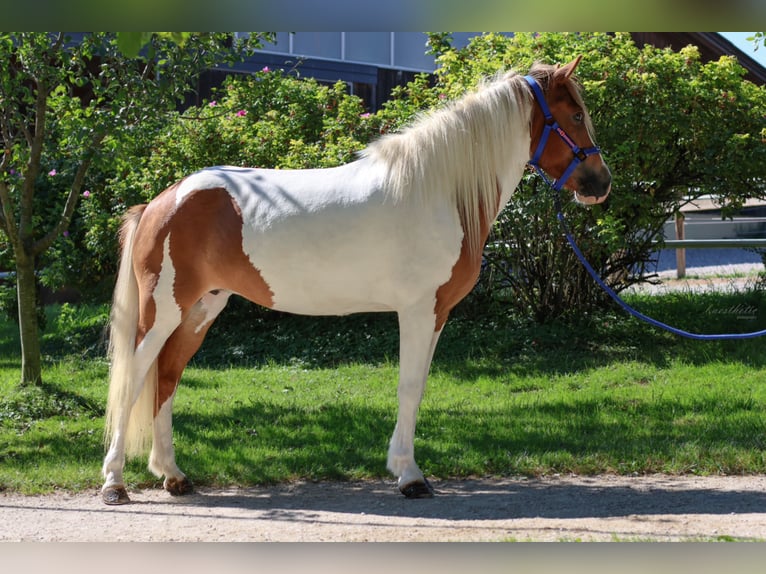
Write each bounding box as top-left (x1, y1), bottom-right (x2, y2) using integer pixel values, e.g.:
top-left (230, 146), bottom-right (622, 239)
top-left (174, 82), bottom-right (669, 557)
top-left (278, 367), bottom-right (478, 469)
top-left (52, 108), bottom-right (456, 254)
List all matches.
top-left (101, 57), bottom-right (611, 504)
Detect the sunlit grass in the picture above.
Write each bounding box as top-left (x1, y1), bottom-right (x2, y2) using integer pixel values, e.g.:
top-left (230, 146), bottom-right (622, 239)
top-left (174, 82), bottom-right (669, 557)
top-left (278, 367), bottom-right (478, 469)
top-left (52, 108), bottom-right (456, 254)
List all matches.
top-left (1, 286), bottom-right (765, 494)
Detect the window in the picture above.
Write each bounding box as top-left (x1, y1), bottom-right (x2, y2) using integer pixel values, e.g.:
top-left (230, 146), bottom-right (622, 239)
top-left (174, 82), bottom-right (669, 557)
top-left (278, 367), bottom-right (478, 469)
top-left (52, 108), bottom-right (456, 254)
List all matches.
top-left (292, 32), bottom-right (342, 60)
top-left (393, 33), bottom-right (435, 71)
top-left (345, 32), bottom-right (391, 65)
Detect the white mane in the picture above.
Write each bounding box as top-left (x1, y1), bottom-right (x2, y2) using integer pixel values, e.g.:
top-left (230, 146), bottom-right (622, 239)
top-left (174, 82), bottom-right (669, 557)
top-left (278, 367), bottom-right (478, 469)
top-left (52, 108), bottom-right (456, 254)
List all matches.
top-left (361, 70), bottom-right (534, 251)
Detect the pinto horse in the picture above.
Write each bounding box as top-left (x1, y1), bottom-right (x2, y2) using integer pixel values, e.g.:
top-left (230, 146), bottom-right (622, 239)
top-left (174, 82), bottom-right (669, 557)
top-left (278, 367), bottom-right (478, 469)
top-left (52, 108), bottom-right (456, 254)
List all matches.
top-left (101, 56), bottom-right (611, 504)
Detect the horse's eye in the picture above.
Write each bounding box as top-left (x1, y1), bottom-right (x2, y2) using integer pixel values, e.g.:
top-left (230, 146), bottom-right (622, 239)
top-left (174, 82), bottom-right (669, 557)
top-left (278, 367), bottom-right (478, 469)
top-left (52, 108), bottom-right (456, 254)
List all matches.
top-left (573, 112), bottom-right (584, 123)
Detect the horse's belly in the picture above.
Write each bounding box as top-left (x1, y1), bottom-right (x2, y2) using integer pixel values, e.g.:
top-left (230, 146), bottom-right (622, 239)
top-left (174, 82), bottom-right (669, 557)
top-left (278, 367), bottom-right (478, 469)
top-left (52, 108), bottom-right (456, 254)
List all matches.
top-left (250, 224), bottom-right (454, 316)
top-left (242, 207), bottom-right (462, 315)
top-left (267, 280), bottom-right (397, 316)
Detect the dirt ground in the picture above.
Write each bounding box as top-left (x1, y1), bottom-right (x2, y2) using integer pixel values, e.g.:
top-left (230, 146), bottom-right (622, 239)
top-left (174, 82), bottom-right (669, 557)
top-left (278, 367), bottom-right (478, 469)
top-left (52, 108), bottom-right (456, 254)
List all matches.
top-left (3, 474), bottom-right (766, 542)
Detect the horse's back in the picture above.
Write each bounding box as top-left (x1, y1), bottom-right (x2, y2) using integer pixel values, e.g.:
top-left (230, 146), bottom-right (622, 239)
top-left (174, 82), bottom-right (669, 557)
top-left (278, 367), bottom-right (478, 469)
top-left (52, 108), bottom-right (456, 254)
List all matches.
top-left (165, 162), bottom-right (464, 316)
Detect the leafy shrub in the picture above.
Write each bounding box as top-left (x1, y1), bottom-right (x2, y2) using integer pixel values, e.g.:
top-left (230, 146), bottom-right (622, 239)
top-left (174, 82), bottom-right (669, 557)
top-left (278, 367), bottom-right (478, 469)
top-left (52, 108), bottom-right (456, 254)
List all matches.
top-left (119, 69), bottom-right (384, 197)
top-left (430, 32), bottom-right (766, 320)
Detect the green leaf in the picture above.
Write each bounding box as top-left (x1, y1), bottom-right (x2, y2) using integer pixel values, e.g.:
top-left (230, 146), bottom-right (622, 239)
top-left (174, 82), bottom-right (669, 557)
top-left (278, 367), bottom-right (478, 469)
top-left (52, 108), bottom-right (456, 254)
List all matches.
top-left (116, 32), bottom-right (152, 58)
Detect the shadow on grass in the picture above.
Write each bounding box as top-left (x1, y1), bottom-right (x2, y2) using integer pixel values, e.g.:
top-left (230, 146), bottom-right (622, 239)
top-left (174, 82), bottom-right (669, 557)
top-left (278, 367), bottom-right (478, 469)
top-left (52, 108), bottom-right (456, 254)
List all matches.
top-left (0, 318), bottom-right (20, 363)
top-left (3, 365), bottom-right (765, 492)
top-left (161, 384), bottom-right (766, 486)
top-left (5, 288), bottom-right (766, 380)
top-left (194, 288), bottom-right (766, 379)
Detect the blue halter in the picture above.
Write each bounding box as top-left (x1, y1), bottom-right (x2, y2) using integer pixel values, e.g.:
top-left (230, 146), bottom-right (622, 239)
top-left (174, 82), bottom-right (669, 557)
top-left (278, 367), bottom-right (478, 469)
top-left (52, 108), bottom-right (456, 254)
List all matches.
top-left (524, 75), bottom-right (601, 191)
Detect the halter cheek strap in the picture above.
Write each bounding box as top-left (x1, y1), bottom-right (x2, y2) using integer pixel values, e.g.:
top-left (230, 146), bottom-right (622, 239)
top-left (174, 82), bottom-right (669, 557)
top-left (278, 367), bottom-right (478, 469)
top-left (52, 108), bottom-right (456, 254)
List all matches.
top-left (524, 75), bottom-right (601, 191)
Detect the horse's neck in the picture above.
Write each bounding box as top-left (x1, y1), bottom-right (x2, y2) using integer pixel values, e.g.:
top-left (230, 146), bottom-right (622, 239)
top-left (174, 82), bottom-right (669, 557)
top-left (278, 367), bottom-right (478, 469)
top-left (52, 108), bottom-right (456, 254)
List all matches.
top-left (495, 159), bottom-right (529, 213)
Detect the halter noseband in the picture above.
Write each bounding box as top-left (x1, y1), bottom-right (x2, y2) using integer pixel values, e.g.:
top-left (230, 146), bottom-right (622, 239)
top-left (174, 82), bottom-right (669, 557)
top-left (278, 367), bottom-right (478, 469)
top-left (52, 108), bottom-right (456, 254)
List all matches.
top-left (524, 75), bottom-right (601, 191)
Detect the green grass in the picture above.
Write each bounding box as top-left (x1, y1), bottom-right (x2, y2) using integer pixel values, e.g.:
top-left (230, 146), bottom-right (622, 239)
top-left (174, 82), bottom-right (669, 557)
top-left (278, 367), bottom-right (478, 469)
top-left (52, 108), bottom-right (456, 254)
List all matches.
top-left (1, 285), bottom-right (765, 494)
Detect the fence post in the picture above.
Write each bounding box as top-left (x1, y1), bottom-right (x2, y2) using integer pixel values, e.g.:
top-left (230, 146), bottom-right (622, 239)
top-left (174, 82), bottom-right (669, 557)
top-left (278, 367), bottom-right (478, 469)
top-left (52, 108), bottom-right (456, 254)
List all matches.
top-left (675, 212), bottom-right (686, 279)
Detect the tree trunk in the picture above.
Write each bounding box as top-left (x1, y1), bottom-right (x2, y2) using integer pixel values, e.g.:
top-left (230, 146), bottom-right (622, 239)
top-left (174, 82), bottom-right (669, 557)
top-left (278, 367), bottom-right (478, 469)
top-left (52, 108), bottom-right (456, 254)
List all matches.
top-left (15, 249), bottom-right (42, 386)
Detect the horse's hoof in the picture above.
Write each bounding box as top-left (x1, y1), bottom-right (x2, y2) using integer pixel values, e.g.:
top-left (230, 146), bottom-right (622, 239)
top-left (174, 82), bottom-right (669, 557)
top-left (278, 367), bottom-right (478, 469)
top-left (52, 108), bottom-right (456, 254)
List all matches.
top-left (102, 485), bottom-right (130, 505)
top-left (399, 478), bottom-right (434, 498)
top-left (164, 476), bottom-right (193, 496)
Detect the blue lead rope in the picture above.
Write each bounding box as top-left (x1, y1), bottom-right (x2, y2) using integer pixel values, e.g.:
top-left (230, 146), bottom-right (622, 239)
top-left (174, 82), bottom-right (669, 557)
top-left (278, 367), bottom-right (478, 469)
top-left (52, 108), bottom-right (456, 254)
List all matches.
top-left (537, 167), bottom-right (766, 340)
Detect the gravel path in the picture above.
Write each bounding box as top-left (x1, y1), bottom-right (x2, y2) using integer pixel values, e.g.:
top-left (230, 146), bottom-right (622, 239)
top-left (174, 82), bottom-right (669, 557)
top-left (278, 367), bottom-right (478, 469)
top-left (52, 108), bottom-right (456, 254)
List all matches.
top-left (3, 474), bottom-right (766, 542)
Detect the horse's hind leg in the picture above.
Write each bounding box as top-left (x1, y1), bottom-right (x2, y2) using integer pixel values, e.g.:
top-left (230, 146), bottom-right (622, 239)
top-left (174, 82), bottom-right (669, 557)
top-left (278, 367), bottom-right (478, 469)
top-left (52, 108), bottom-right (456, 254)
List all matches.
top-left (388, 305), bottom-right (443, 498)
top-left (149, 290), bottom-right (230, 495)
top-left (102, 322), bottom-right (180, 505)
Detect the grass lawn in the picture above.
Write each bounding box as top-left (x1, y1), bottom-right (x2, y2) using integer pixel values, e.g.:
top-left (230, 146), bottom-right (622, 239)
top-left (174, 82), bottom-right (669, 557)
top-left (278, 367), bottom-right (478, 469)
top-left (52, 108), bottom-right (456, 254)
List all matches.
top-left (1, 285), bottom-right (765, 494)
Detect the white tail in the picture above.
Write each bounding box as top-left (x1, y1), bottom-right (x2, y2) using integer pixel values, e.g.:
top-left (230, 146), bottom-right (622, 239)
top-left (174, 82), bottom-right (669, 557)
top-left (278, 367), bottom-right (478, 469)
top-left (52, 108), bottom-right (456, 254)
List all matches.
top-left (104, 205), bottom-right (156, 459)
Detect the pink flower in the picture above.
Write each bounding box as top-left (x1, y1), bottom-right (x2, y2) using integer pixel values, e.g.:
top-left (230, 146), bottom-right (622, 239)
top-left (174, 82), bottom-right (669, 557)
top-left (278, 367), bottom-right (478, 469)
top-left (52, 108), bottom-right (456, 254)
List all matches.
top-left (48, 169), bottom-right (57, 176)
top-left (63, 230), bottom-right (69, 237)
top-left (82, 190), bottom-right (91, 198)
top-left (236, 109), bottom-right (248, 117)
top-left (360, 112), bottom-right (371, 119)
top-left (262, 66), bottom-right (270, 73)
top-left (209, 100), bottom-right (217, 107)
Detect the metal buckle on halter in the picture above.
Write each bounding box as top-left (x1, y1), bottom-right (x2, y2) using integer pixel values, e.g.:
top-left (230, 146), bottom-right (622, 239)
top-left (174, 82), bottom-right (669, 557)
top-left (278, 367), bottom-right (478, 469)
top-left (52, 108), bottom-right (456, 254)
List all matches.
top-left (524, 75), bottom-right (600, 192)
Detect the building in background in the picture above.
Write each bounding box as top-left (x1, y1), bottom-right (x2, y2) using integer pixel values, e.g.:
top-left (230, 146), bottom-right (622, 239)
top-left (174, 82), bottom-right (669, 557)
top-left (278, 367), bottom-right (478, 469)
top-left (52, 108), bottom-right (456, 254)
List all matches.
top-left (195, 32), bottom-right (498, 110)
top-left (193, 32), bottom-right (766, 111)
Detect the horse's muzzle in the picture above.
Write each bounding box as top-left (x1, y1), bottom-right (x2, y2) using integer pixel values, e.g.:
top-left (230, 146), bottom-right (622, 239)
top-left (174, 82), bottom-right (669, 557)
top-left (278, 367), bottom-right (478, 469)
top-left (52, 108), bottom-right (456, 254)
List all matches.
top-left (573, 163), bottom-right (612, 205)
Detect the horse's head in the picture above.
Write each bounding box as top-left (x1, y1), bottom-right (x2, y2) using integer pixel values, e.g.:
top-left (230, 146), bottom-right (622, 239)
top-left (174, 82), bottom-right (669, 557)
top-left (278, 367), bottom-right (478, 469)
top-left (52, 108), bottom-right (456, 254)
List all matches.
top-left (526, 56), bottom-right (611, 205)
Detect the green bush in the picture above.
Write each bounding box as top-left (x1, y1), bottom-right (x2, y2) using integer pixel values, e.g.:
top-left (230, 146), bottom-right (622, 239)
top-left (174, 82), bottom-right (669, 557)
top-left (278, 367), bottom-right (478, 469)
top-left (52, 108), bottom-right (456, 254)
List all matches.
top-left (429, 32), bottom-right (766, 321)
top-left (121, 69), bottom-right (384, 195)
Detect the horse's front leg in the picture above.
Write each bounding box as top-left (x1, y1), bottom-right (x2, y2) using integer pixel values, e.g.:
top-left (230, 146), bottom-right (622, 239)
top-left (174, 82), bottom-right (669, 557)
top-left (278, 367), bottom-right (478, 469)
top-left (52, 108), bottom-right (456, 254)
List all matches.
top-left (388, 307), bottom-right (443, 498)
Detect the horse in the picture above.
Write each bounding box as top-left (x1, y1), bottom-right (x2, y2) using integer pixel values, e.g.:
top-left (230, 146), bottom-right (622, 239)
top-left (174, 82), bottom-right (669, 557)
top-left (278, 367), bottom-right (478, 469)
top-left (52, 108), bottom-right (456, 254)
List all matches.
top-left (101, 56), bottom-right (611, 504)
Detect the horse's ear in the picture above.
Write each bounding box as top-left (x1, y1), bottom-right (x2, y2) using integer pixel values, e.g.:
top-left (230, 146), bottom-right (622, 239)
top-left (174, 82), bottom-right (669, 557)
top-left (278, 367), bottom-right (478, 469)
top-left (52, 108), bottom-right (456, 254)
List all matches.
top-left (556, 55), bottom-right (583, 81)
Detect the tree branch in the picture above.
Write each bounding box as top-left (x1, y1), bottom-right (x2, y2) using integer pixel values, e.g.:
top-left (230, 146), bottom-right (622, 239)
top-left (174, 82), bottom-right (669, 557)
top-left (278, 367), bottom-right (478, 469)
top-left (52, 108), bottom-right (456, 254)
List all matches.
top-left (18, 75), bottom-right (48, 241)
top-left (0, 178), bottom-right (19, 246)
top-left (51, 32), bottom-right (65, 52)
top-left (32, 131), bottom-right (105, 256)
top-left (0, 79), bottom-right (15, 241)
